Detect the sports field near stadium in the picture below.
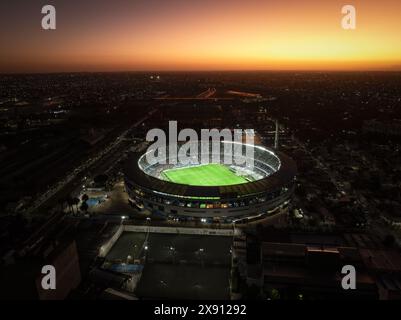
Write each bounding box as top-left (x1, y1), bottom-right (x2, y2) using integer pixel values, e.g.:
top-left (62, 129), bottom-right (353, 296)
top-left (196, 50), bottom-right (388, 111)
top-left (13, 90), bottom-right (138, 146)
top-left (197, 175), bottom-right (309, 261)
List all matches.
top-left (161, 163), bottom-right (247, 186)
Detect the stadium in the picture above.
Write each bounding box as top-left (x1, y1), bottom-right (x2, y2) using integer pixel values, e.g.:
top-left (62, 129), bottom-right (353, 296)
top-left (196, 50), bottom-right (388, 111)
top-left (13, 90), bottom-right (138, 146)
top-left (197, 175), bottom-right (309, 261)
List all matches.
top-left (124, 140), bottom-right (297, 224)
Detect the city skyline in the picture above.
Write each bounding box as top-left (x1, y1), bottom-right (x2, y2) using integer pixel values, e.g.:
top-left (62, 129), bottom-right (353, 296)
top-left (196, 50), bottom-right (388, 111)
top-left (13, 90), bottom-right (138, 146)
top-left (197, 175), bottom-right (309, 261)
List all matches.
top-left (1, 0), bottom-right (401, 73)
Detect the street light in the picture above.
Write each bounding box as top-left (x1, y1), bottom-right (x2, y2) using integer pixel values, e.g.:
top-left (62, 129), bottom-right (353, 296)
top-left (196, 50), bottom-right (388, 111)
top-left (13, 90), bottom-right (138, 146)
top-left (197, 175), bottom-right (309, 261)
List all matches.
top-left (198, 248), bottom-right (205, 268)
top-left (169, 246), bottom-right (176, 263)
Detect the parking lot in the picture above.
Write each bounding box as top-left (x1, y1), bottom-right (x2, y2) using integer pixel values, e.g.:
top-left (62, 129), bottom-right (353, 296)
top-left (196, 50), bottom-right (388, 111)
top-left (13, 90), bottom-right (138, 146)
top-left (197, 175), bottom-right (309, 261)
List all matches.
top-left (105, 231), bottom-right (232, 299)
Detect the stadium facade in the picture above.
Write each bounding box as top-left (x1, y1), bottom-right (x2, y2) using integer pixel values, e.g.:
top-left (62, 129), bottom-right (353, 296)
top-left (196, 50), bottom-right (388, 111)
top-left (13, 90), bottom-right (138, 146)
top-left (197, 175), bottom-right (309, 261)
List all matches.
top-left (124, 141), bottom-right (297, 224)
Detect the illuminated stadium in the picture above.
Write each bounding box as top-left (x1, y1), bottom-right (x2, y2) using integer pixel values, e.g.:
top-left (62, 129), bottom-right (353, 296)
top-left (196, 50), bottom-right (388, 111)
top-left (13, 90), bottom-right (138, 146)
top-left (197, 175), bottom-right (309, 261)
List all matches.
top-left (124, 141), bottom-right (297, 224)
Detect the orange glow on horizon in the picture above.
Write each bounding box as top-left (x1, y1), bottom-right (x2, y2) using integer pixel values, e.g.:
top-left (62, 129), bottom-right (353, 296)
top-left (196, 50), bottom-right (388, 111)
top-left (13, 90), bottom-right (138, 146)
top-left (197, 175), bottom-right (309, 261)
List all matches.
top-left (1, 0), bottom-right (401, 72)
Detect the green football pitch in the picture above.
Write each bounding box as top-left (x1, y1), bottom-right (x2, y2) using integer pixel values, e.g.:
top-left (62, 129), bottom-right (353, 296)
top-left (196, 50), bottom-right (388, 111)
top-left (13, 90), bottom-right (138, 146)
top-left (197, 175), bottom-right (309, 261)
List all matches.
top-left (161, 164), bottom-right (247, 186)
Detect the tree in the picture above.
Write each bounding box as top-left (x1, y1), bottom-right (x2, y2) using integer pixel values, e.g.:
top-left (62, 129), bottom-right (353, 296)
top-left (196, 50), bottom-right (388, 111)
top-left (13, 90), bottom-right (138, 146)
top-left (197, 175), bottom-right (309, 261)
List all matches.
top-left (72, 197), bottom-right (80, 213)
top-left (270, 288), bottom-right (281, 300)
top-left (80, 201), bottom-right (89, 214)
top-left (81, 194), bottom-right (89, 203)
top-left (57, 198), bottom-right (65, 212)
top-left (66, 197), bottom-right (74, 214)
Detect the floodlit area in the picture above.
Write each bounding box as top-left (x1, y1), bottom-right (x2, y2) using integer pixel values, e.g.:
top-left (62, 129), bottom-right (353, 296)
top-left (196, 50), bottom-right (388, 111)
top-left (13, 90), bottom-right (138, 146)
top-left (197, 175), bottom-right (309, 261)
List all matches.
top-left (162, 163), bottom-right (247, 186)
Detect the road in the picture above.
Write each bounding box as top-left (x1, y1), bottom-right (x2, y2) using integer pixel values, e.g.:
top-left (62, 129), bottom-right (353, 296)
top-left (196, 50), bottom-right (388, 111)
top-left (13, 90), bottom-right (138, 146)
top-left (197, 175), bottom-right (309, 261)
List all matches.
top-left (196, 88), bottom-right (216, 99)
top-left (25, 108), bottom-right (157, 215)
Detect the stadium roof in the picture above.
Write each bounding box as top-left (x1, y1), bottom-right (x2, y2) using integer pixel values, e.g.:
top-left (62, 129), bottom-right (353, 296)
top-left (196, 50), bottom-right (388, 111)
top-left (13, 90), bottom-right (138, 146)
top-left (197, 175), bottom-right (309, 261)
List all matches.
top-left (124, 149), bottom-right (296, 199)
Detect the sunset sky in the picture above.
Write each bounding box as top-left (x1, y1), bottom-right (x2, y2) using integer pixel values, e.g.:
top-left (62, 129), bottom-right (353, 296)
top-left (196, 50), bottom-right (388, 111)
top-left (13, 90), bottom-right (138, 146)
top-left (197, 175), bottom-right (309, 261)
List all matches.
top-left (1, 0), bottom-right (401, 73)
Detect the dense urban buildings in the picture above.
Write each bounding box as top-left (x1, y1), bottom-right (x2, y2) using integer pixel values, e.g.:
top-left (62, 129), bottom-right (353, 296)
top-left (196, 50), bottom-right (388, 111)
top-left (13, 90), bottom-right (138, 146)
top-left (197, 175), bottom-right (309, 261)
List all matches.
top-left (1, 72), bottom-right (401, 301)
top-left (1, 0), bottom-right (401, 305)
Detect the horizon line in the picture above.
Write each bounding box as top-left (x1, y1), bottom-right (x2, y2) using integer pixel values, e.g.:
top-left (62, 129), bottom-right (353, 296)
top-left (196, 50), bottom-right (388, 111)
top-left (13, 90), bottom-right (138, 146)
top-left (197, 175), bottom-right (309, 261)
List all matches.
top-left (1, 68), bottom-right (401, 76)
